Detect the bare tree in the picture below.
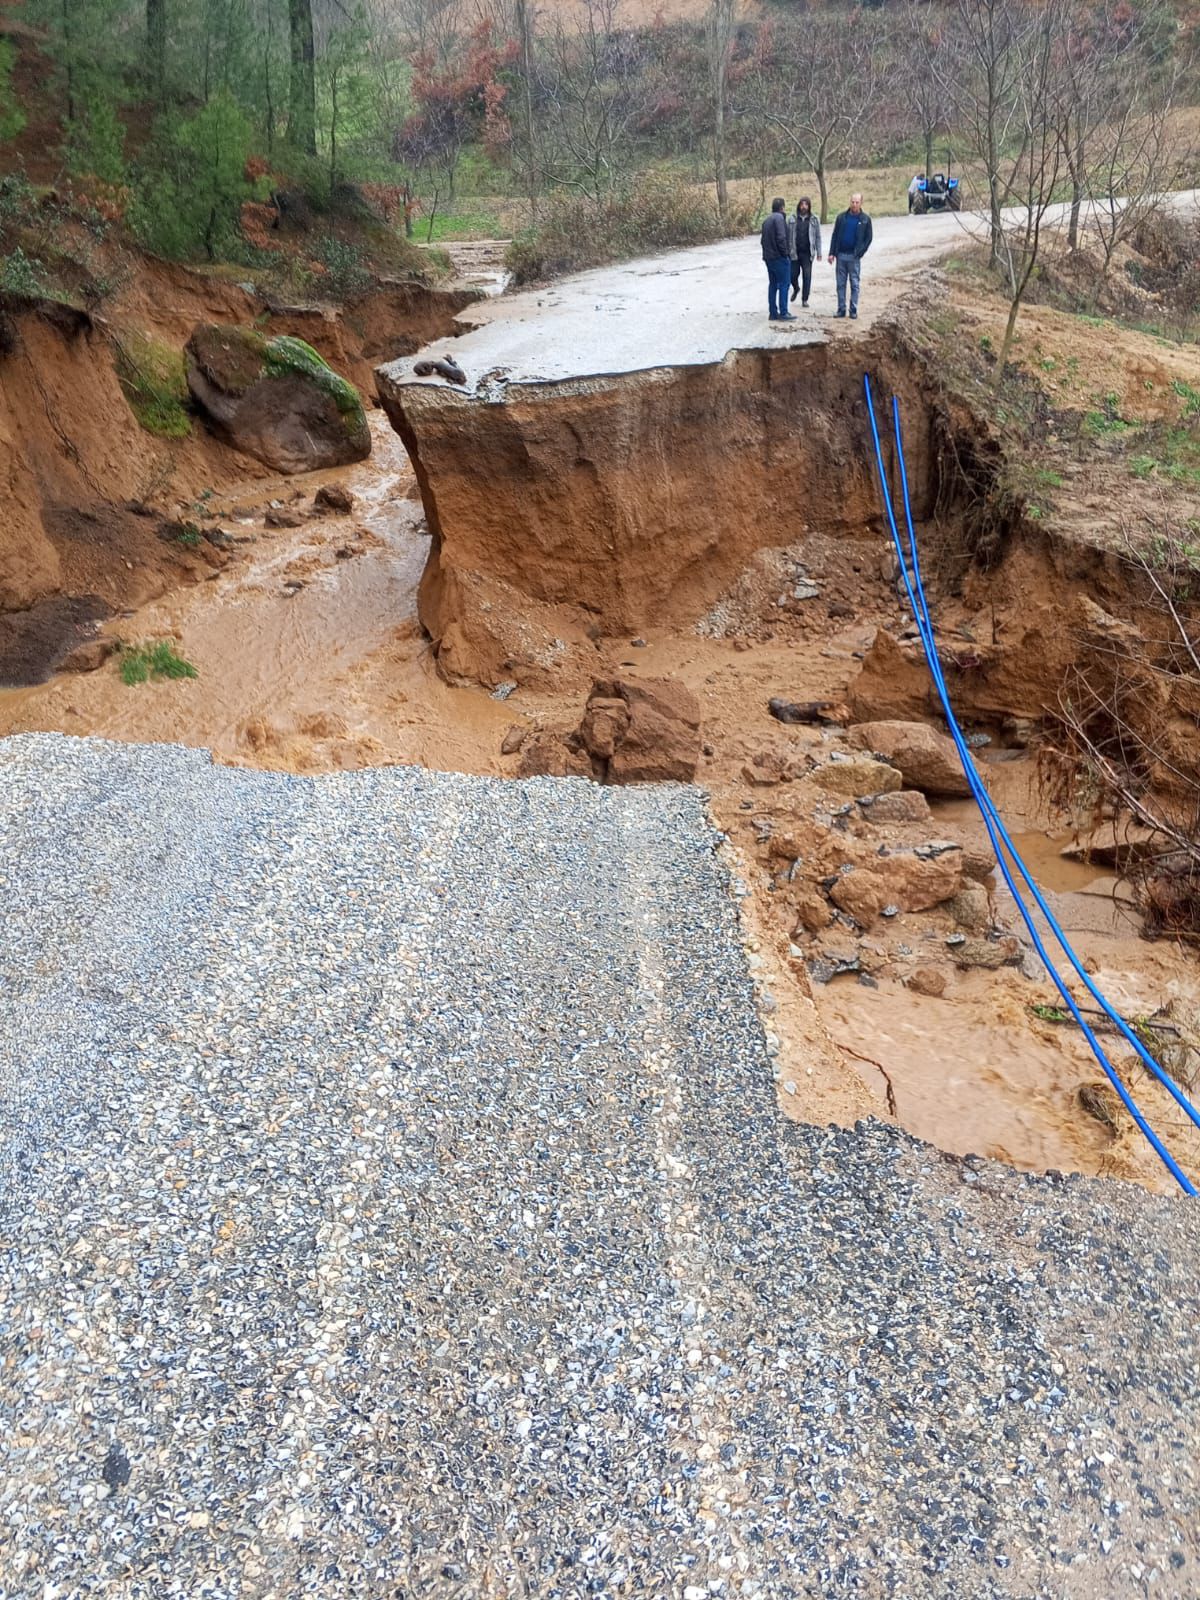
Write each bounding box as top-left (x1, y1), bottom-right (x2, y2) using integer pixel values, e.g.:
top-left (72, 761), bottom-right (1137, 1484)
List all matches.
top-left (288, 0), bottom-right (317, 154)
top-left (937, 0), bottom-right (1040, 266)
top-left (735, 10), bottom-right (879, 223)
top-left (538, 0), bottom-right (652, 199)
top-left (990, 0), bottom-right (1064, 373)
top-left (706, 0), bottom-right (736, 223)
top-left (900, 0), bottom-right (950, 182)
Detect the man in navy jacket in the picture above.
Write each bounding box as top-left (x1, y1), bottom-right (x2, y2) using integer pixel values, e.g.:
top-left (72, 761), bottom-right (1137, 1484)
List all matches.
top-left (827, 193), bottom-right (873, 320)
top-left (760, 198), bottom-right (794, 323)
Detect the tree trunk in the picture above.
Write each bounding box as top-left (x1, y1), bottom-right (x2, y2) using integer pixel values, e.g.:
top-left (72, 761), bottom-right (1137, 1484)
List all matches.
top-left (287, 0), bottom-right (317, 157)
top-left (924, 126), bottom-right (933, 182)
top-left (515, 0), bottom-right (539, 221)
top-left (816, 154), bottom-right (828, 224)
top-left (710, 0), bottom-right (733, 224)
top-left (146, 0), bottom-right (166, 101)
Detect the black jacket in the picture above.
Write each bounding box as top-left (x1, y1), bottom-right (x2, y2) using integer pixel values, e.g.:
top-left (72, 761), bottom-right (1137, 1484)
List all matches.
top-left (761, 211), bottom-right (789, 262)
top-left (829, 210), bottom-right (873, 259)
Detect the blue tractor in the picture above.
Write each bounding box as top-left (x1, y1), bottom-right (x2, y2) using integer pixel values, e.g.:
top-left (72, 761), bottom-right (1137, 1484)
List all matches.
top-left (912, 167), bottom-right (961, 214)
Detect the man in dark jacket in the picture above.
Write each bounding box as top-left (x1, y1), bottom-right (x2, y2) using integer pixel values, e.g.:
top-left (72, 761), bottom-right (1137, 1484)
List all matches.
top-left (827, 192), bottom-right (873, 320)
top-left (760, 197), bottom-right (794, 323)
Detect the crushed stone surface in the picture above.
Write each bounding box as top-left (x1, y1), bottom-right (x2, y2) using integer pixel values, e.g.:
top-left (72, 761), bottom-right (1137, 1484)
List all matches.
top-left (1, 731), bottom-right (1198, 1598)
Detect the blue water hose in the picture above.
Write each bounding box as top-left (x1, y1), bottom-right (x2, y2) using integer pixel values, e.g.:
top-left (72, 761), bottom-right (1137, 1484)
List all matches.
top-left (862, 374), bottom-right (1196, 1195)
top-left (889, 393), bottom-right (1200, 1141)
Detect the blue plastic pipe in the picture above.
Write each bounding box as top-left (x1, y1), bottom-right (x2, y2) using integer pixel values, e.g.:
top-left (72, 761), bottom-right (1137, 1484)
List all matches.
top-left (863, 374), bottom-right (1196, 1196)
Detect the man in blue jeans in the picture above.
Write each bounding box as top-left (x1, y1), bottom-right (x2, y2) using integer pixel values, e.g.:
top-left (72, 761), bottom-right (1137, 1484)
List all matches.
top-left (827, 192), bottom-right (874, 320)
top-left (760, 197), bottom-right (794, 323)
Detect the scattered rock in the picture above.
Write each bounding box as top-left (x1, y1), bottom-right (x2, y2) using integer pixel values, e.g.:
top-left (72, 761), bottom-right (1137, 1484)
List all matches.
top-left (946, 884), bottom-right (991, 933)
top-left (792, 890), bottom-right (832, 935)
top-left (907, 966), bottom-right (947, 997)
top-left (500, 725), bottom-right (527, 756)
top-left (491, 680), bottom-right (517, 701)
top-left (185, 323), bottom-right (371, 474)
top-left (314, 483), bottom-right (356, 516)
top-left (742, 750), bottom-right (800, 787)
top-left (952, 937), bottom-right (1022, 970)
top-left (334, 544), bottom-right (363, 561)
top-left (847, 720), bottom-right (970, 797)
top-left (961, 849), bottom-right (997, 883)
top-left (265, 507), bottom-right (304, 529)
top-left (812, 757), bottom-right (902, 799)
top-left (860, 789), bottom-right (931, 824)
top-left (829, 848), bottom-right (963, 927)
top-left (515, 733), bottom-right (592, 780)
top-left (59, 637), bottom-right (118, 674)
top-left (768, 697), bottom-right (847, 726)
top-left (827, 600), bottom-right (855, 620)
top-left (576, 677), bottom-right (701, 784)
top-left (807, 950), bottom-right (862, 984)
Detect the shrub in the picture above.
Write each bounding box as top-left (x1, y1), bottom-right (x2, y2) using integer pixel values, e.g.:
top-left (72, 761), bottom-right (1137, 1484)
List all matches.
top-left (505, 174), bottom-right (754, 285)
top-left (0, 39), bottom-right (24, 146)
top-left (118, 640), bottom-right (198, 685)
top-left (0, 246), bottom-right (45, 299)
top-left (309, 235), bottom-right (372, 298)
top-left (130, 95), bottom-right (263, 261)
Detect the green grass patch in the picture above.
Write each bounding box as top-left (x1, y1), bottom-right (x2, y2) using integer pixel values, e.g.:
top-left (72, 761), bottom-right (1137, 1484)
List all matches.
top-left (419, 206), bottom-right (503, 243)
top-left (115, 335), bottom-right (192, 439)
top-left (1172, 379), bottom-right (1200, 419)
top-left (1033, 468), bottom-right (1063, 489)
top-left (118, 639), bottom-right (198, 685)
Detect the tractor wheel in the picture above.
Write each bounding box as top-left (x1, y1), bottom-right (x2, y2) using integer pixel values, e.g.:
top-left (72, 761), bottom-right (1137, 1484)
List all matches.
top-left (912, 192), bottom-right (928, 215)
top-left (947, 190), bottom-right (962, 212)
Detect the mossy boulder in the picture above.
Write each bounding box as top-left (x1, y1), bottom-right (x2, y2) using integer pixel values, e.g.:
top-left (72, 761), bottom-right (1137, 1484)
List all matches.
top-left (184, 324), bottom-right (370, 473)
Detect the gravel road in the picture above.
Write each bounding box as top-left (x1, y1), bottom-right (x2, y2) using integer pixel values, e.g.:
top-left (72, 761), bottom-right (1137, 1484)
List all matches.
top-left (2, 732), bottom-right (1199, 1599)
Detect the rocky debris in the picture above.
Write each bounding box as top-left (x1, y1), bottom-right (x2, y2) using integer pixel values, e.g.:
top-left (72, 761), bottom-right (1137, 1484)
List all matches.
top-left (264, 506), bottom-right (304, 529)
top-left (413, 354), bottom-right (466, 384)
top-left (859, 788), bottom-right (931, 824)
top-left (952, 935), bottom-right (1023, 970)
top-left (792, 889), bottom-right (833, 935)
top-left (313, 483), bottom-right (356, 516)
top-left (848, 629), bottom-right (935, 722)
top-left (946, 883), bottom-right (991, 932)
top-left (848, 719), bottom-right (971, 797)
top-left (962, 848), bottom-right (998, 883)
top-left (906, 965), bottom-right (948, 997)
top-left (500, 725), bottom-right (527, 756)
top-left (812, 756), bottom-right (902, 799)
top-left (806, 947), bottom-right (862, 983)
top-left (575, 677), bottom-right (701, 785)
top-left (768, 697), bottom-right (847, 726)
top-left (829, 845), bottom-right (963, 927)
top-left (742, 750), bottom-right (802, 787)
top-left (185, 324), bottom-right (371, 474)
top-left (515, 731), bottom-right (592, 780)
top-left (58, 637), bottom-right (118, 674)
top-left (334, 544), bottom-right (363, 560)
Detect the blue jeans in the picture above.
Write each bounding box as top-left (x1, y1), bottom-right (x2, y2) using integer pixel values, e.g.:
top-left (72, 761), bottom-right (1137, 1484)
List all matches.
top-left (766, 256), bottom-right (790, 318)
top-left (835, 254), bottom-right (861, 315)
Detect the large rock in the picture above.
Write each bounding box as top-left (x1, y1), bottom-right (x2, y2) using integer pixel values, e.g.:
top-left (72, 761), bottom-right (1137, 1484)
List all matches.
top-left (811, 756), bottom-right (902, 798)
top-left (847, 720), bottom-right (971, 797)
top-left (828, 847), bottom-right (963, 927)
top-left (577, 677), bottom-right (701, 784)
top-left (186, 325), bottom-right (370, 474)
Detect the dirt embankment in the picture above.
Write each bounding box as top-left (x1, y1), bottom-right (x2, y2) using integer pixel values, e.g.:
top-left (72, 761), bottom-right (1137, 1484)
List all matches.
top-left (0, 268), bottom-right (477, 683)
top-left (377, 329), bottom-right (986, 689)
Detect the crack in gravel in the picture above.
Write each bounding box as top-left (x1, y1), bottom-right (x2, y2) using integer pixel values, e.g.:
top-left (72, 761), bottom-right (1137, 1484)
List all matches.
top-left (1, 733), bottom-right (1198, 1598)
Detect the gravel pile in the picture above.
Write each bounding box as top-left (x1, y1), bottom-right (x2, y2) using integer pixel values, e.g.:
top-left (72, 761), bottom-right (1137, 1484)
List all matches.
top-left (1, 732), bottom-right (1198, 1598)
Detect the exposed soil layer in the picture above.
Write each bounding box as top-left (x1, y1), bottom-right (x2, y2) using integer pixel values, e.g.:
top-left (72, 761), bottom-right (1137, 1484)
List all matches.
top-left (378, 325), bottom-right (975, 689)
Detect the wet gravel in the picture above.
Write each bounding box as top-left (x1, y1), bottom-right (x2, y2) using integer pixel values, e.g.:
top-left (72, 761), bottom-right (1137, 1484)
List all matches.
top-left (1, 731), bottom-right (1198, 1598)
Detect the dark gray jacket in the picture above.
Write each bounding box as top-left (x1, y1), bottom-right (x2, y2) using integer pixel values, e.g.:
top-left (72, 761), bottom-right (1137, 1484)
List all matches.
top-left (789, 211), bottom-right (822, 260)
top-left (761, 211), bottom-right (789, 262)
